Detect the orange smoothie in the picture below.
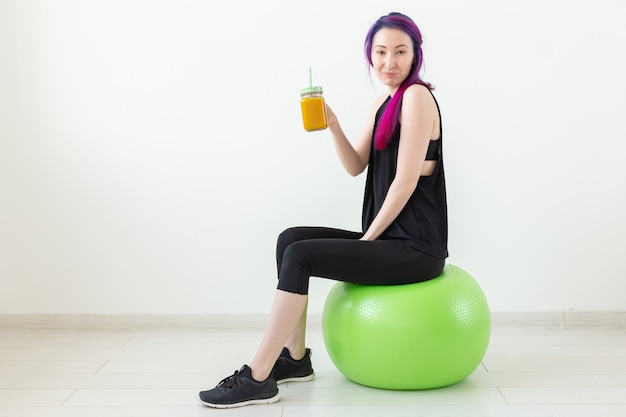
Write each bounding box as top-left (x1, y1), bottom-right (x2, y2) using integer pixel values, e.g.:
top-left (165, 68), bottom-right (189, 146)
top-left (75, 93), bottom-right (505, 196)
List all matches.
top-left (300, 95), bottom-right (328, 131)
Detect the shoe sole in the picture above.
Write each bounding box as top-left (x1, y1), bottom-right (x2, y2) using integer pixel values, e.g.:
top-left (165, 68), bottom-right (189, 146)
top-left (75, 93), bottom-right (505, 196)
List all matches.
top-left (276, 372), bottom-right (315, 385)
top-left (199, 392), bottom-right (280, 408)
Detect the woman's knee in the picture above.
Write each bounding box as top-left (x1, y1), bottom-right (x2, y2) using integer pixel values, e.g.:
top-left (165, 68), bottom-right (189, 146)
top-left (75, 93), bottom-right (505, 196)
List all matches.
top-left (277, 227), bottom-right (299, 256)
top-left (278, 243), bottom-right (311, 295)
top-left (276, 227), bottom-right (310, 272)
top-left (278, 227), bottom-right (299, 245)
top-left (277, 227), bottom-right (316, 255)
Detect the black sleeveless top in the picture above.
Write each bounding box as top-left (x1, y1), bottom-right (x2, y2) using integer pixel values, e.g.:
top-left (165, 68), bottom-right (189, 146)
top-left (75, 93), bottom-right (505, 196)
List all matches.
top-left (361, 92), bottom-right (448, 258)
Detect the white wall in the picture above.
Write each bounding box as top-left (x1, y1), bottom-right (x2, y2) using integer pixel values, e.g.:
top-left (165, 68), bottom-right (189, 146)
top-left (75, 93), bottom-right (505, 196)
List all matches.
top-left (1, 0), bottom-right (625, 314)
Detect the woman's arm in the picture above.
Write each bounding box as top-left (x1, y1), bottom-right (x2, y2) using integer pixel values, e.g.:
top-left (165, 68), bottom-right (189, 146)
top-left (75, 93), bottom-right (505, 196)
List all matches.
top-left (326, 94), bottom-right (389, 177)
top-left (361, 84), bottom-right (437, 241)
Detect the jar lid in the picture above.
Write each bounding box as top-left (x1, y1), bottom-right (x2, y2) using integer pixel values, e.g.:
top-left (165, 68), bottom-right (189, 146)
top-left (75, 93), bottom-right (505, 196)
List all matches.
top-left (300, 86), bottom-right (323, 95)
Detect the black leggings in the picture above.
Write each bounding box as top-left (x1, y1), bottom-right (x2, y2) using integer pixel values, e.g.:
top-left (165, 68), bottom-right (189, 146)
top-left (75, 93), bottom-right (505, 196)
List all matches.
top-left (276, 226), bottom-right (445, 295)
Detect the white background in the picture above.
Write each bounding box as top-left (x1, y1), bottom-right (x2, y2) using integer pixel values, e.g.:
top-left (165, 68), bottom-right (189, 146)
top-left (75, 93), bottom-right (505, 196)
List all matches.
top-left (1, 0), bottom-right (625, 314)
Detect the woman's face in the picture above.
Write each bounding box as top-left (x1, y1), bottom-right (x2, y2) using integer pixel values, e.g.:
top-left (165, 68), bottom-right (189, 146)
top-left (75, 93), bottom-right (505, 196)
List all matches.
top-left (371, 28), bottom-right (415, 93)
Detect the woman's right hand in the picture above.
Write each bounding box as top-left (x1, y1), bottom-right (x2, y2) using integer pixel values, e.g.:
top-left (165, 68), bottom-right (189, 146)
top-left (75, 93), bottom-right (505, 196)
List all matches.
top-left (325, 103), bottom-right (339, 128)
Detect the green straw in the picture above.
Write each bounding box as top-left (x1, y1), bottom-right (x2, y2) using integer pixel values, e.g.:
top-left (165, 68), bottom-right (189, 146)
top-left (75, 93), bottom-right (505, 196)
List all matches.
top-left (309, 67), bottom-right (312, 89)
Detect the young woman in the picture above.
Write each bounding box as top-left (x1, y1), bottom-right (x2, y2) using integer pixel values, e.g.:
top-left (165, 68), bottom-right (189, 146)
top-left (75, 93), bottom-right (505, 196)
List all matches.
top-left (199, 11), bottom-right (448, 408)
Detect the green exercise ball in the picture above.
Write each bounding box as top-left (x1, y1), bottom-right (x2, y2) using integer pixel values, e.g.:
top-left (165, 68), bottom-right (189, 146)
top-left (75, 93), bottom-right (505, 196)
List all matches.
top-left (322, 264), bottom-right (491, 390)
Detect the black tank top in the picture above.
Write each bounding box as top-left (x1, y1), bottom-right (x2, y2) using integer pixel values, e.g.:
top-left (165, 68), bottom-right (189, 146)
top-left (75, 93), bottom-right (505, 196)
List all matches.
top-left (361, 92), bottom-right (448, 258)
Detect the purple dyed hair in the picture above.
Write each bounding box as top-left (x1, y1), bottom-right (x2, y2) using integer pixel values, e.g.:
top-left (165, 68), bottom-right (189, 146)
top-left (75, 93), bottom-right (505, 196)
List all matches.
top-left (365, 12), bottom-right (433, 150)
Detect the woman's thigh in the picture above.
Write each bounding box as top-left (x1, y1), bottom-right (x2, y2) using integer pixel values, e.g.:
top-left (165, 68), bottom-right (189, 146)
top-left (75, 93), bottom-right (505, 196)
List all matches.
top-left (278, 236), bottom-right (444, 294)
top-left (276, 226), bottom-right (362, 271)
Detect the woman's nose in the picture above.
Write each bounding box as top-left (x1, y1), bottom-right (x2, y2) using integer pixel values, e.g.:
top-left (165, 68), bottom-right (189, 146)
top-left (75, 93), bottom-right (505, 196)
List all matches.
top-left (385, 55), bottom-right (396, 68)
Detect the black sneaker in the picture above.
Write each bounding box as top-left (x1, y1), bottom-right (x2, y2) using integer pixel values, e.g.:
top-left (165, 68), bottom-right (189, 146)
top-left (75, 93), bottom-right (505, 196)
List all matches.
top-left (272, 347), bottom-right (315, 385)
top-left (198, 365), bottom-right (279, 408)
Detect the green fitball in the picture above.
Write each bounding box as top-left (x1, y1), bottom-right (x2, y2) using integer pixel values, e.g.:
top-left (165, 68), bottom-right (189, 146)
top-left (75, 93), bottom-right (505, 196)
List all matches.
top-left (322, 264), bottom-right (491, 390)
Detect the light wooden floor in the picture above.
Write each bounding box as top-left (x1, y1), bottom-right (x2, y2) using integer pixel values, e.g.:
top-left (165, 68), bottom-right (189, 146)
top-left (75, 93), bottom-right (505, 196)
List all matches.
top-left (1, 312), bottom-right (625, 417)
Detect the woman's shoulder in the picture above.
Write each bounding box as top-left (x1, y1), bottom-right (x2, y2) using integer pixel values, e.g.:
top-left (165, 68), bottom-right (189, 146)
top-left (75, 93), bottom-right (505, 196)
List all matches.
top-left (400, 84), bottom-right (439, 129)
top-left (403, 83), bottom-right (433, 101)
top-left (402, 84), bottom-right (437, 114)
top-left (368, 93), bottom-right (391, 118)
top-left (374, 93), bottom-right (390, 107)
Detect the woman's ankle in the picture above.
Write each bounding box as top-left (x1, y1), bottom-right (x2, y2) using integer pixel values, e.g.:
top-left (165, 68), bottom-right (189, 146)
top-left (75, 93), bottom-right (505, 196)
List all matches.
top-left (249, 364), bottom-right (273, 382)
top-left (284, 344), bottom-right (306, 361)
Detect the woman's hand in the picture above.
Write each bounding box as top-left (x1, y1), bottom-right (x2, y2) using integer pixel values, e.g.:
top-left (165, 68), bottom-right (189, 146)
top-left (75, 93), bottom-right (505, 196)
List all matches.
top-left (325, 103), bottom-right (339, 128)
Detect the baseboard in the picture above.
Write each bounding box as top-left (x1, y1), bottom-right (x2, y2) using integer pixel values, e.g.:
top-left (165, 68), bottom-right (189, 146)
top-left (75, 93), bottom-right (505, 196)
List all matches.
top-left (0, 311), bottom-right (625, 331)
top-left (0, 314), bottom-right (271, 331)
top-left (491, 311), bottom-right (626, 330)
